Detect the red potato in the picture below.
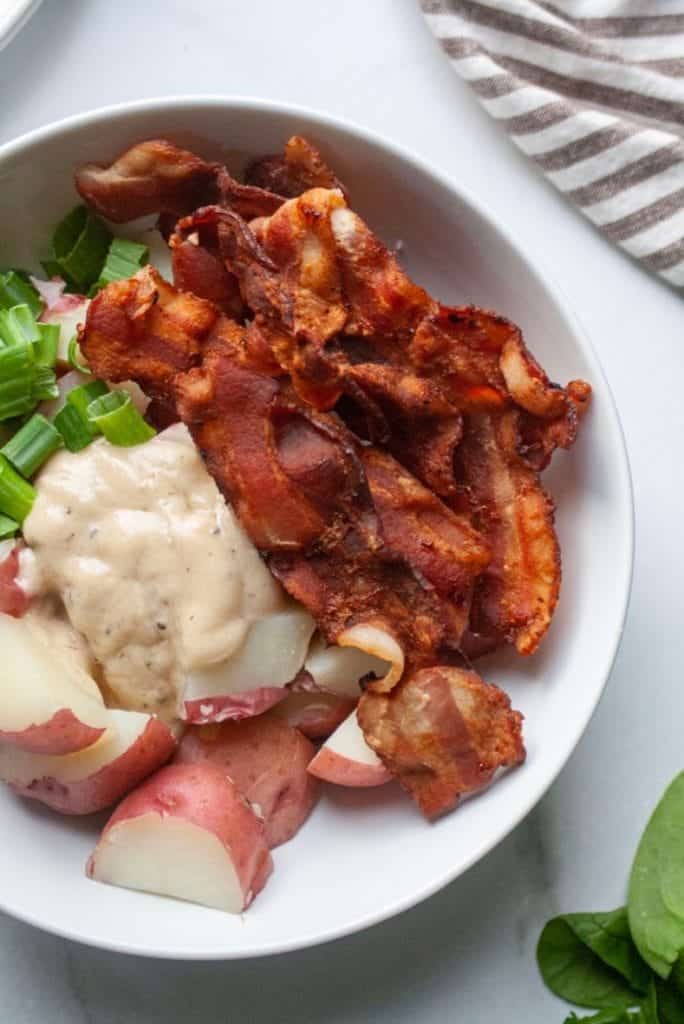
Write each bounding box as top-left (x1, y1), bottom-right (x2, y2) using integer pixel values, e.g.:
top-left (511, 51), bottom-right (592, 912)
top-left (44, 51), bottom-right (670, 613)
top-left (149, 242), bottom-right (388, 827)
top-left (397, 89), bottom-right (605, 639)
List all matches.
top-left (271, 691), bottom-right (356, 740)
top-left (0, 710), bottom-right (176, 814)
top-left (175, 715), bottom-right (319, 847)
top-left (308, 710), bottom-right (392, 788)
top-left (183, 686), bottom-right (287, 726)
top-left (180, 608), bottom-right (315, 725)
top-left (0, 611), bottom-right (109, 755)
top-left (87, 763), bottom-right (273, 914)
top-left (0, 546), bottom-right (29, 618)
top-left (36, 279), bottom-right (90, 367)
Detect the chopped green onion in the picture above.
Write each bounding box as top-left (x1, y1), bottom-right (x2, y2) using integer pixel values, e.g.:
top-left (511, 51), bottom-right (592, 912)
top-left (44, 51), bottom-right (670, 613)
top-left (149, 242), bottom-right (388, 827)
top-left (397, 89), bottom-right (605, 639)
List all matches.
top-left (1, 414), bottom-right (62, 478)
top-left (0, 454), bottom-right (36, 523)
top-left (93, 237), bottom-right (149, 293)
top-left (32, 366), bottom-right (59, 402)
top-left (67, 379), bottom-right (108, 436)
top-left (67, 336), bottom-right (90, 374)
top-left (0, 272), bottom-right (42, 316)
top-left (44, 205), bottom-right (112, 291)
top-left (87, 390), bottom-right (156, 447)
top-left (34, 323), bottom-right (59, 367)
top-left (0, 343), bottom-right (36, 421)
top-left (0, 304), bottom-right (41, 348)
top-left (54, 404), bottom-right (93, 452)
top-left (0, 513), bottom-right (18, 539)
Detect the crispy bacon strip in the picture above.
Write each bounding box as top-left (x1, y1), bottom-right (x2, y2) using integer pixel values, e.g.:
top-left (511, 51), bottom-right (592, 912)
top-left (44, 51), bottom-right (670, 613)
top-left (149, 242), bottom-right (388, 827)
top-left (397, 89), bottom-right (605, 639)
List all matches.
top-left (170, 213), bottom-right (245, 318)
top-left (78, 266), bottom-right (217, 401)
top-left (75, 140), bottom-right (219, 222)
top-left (175, 341), bottom-right (361, 551)
top-left (357, 666), bottom-right (525, 818)
top-left (246, 135), bottom-right (349, 200)
top-left (457, 411), bottom-right (560, 655)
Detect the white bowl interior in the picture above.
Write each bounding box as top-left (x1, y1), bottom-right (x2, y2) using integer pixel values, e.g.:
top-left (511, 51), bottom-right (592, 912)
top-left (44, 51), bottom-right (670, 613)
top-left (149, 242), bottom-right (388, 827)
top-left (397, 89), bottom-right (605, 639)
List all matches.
top-left (0, 98), bottom-right (632, 959)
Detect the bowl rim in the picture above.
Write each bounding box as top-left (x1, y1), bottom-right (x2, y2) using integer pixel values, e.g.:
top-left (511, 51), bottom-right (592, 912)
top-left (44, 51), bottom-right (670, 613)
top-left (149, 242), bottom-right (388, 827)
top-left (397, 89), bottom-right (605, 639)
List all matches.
top-left (0, 94), bottom-right (635, 959)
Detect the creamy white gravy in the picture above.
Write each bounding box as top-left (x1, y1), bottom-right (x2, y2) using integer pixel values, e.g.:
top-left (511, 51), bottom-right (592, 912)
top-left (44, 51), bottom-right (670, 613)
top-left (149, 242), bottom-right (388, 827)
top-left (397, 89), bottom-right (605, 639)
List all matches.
top-left (23, 424), bottom-right (288, 719)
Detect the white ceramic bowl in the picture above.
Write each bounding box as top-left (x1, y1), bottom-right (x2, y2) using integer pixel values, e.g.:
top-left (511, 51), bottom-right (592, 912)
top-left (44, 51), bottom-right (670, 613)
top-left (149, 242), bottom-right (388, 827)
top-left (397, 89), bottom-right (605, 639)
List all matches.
top-left (0, 96), bottom-right (633, 959)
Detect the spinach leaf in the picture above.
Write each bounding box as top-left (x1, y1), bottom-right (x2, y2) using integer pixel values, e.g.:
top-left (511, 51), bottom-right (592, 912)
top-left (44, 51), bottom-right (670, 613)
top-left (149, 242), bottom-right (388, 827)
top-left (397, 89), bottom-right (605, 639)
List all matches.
top-left (565, 910), bottom-right (652, 994)
top-left (562, 981), bottom-right (669, 1024)
top-left (563, 1011), bottom-right (633, 1023)
top-left (637, 980), bottom-right (662, 1024)
top-left (655, 958), bottom-right (684, 1024)
top-left (629, 773), bottom-right (684, 979)
top-left (538, 912), bottom-right (646, 1009)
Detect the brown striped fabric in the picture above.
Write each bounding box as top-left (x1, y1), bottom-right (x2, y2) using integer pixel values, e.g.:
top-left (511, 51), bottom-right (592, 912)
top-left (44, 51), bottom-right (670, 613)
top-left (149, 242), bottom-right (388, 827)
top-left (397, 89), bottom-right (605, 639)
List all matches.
top-left (421, 0), bottom-right (684, 288)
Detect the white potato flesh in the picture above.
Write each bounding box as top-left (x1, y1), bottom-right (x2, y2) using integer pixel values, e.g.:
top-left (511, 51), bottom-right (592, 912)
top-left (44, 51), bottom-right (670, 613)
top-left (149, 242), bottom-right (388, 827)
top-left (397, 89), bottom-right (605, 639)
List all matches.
top-left (0, 612), bottom-right (109, 753)
top-left (0, 710), bottom-right (154, 785)
top-left (336, 624), bottom-right (404, 692)
top-left (182, 608), bottom-right (315, 717)
top-left (88, 813), bottom-right (245, 913)
top-left (308, 710), bottom-right (392, 787)
top-left (304, 635), bottom-right (390, 697)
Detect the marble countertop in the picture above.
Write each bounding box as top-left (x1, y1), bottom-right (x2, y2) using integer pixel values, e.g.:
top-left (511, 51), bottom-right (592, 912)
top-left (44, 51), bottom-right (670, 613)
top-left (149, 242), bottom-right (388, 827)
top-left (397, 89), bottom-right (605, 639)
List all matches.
top-left (1, 1), bottom-right (682, 1020)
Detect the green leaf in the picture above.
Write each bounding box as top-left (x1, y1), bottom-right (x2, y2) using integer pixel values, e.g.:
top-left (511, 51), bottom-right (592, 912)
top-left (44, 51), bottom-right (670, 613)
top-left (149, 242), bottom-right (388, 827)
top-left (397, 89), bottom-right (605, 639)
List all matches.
top-left (566, 910), bottom-right (652, 995)
top-left (563, 1011), bottom-right (633, 1023)
top-left (538, 913), bottom-right (646, 1010)
top-left (629, 773), bottom-right (684, 979)
top-left (636, 980), bottom-right (662, 1024)
top-left (655, 957), bottom-right (684, 1024)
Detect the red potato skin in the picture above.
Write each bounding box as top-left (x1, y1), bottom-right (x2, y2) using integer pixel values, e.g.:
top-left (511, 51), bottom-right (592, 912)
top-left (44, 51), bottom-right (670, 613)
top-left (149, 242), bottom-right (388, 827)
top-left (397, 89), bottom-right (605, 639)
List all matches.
top-left (174, 716), bottom-right (319, 847)
top-left (0, 548), bottom-right (29, 618)
top-left (307, 747), bottom-right (392, 787)
top-left (1, 709), bottom-right (106, 755)
top-left (88, 763), bottom-right (273, 908)
top-left (182, 686), bottom-right (287, 725)
top-left (13, 717), bottom-right (176, 815)
top-left (271, 691), bottom-right (356, 740)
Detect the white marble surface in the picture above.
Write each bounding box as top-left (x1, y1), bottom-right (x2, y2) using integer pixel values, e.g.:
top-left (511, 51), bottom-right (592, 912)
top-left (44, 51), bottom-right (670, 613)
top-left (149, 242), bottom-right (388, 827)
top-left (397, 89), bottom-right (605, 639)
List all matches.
top-left (0, 1), bottom-right (682, 1020)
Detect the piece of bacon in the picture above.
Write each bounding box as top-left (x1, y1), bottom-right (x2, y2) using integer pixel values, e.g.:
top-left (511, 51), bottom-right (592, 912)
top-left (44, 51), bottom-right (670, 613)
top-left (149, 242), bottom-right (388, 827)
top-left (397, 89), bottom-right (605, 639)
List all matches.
top-left (170, 217), bottom-right (244, 318)
top-left (75, 139), bottom-right (220, 223)
top-left (246, 135), bottom-right (349, 200)
top-left (456, 411), bottom-right (560, 656)
top-left (78, 266), bottom-right (217, 403)
top-left (357, 666), bottom-right (525, 818)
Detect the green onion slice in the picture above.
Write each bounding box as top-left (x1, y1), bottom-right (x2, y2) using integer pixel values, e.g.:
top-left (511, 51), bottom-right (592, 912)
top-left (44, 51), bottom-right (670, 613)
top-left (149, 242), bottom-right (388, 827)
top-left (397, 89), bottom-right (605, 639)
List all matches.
top-left (67, 336), bottom-right (90, 374)
top-left (45, 206), bottom-right (112, 291)
top-left (0, 512), bottom-right (19, 539)
top-left (34, 323), bottom-right (59, 368)
top-left (0, 272), bottom-right (42, 317)
top-left (87, 390), bottom-right (156, 447)
top-left (32, 366), bottom-right (59, 402)
top-left (0, 304), bottom-right (41, 348)
top-left (67, 379), bottom-right (108, 436)
top-left (54, 404), bottom-right (93, 452)
top-left (0, 343), bottom-right (37, 421)
top-left (0, 454), bottom-right (36, 523)
top-left (1, 414), bottom-right (63, 478)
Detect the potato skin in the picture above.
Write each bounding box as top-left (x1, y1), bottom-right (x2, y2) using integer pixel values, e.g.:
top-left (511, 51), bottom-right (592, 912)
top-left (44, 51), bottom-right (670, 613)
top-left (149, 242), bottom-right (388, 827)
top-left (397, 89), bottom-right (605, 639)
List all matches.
top-left (175, 714), bottom-right (319, 847)
top-left (271, 691), bottom-right (355, 739)
top-left (11, 717), bottom-right (176, 815)
top-left (88, 762), bottom-right (273, 910)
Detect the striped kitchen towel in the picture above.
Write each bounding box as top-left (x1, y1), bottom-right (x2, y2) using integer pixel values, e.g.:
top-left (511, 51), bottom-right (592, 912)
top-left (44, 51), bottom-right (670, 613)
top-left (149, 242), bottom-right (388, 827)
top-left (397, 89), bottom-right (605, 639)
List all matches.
top-left (421, 1), bottom-right (684, 289)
